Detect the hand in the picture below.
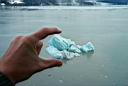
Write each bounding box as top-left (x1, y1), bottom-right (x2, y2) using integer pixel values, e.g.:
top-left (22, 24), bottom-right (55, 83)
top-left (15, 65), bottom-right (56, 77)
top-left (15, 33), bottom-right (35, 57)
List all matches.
top-left (0, 28), bottom-right (63, 84)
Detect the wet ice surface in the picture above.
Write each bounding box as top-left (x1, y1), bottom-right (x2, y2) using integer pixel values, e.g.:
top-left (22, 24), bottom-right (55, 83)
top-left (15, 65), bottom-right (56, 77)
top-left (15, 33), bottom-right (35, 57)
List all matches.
top-left (46, 35), bottom-right (95, 60)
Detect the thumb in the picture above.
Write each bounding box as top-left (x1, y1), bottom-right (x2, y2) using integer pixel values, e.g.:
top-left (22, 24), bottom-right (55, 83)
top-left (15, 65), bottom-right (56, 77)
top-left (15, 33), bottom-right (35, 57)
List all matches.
top-left (38, 58), bottom-right (63, 70)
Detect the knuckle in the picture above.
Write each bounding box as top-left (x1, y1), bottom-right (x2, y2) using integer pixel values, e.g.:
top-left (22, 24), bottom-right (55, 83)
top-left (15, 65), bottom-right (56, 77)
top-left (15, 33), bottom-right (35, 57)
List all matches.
top-left (21, 36), bottom-right (35, 45)
top-left (22, 37), bottom-right (30, 43)
top-left (10, 36), bottom-right (23, 44)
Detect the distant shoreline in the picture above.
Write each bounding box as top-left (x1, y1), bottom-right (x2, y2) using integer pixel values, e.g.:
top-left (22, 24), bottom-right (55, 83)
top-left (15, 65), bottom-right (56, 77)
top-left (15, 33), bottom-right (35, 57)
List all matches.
top-left (1, 5), bottom-right (128, 10)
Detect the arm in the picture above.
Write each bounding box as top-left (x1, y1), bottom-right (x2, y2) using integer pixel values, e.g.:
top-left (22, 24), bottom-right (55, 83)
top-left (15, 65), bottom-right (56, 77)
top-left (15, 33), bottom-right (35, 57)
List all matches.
top-left (0, 28), bottom-right (63, 86)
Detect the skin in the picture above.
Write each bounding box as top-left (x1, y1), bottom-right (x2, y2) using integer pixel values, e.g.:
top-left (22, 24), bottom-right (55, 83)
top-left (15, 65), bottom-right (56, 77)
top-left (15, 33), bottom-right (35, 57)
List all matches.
top-left (0, 28), bottom-right (63, 85)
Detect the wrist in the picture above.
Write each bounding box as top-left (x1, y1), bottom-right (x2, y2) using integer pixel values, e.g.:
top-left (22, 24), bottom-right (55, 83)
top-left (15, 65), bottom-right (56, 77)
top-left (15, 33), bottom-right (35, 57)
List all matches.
top-left (0, 72), bottom-right (15, 86)
top-left (0, 60), bottom-right (16, 85)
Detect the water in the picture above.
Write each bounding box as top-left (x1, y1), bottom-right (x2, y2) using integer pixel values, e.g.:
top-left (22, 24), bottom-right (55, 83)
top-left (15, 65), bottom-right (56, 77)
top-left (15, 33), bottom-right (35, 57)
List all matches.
top-left (0, 6), bottom-right (128, 86)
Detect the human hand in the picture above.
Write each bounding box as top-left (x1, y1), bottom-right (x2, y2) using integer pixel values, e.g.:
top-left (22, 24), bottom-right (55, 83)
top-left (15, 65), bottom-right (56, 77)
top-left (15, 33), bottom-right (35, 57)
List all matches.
top-left (0, 28), bottom-right (63, 84)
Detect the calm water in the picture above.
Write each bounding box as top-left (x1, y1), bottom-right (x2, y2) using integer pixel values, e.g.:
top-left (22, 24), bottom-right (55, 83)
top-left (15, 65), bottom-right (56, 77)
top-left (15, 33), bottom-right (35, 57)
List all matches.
top-left (0, 6), bottom-right (128, 86)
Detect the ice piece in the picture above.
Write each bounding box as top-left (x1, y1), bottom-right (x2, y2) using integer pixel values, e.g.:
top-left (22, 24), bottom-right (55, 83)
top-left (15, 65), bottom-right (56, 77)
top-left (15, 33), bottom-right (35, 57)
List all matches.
top-left (62, 50), bottom-right (80, 60)
top-left (80, 42), bottom-right (95, 53)
top-left (46, 46), bottom-right (64, 59)
top-left (68, 45), bottom-right (81, 54)
top-left (46, 46), bottom-right (80, 60)
top-left (77, 45), bottom-right (82, 49)
top-left (58, 79), bottom-right (63, 83)
top-left (48, 35), bottom-right (75, 51)
top-left (46, 35), bottom-right (95, 61)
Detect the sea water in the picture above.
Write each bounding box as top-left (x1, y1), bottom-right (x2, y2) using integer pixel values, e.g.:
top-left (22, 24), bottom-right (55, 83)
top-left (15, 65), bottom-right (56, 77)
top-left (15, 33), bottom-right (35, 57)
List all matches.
top-left (0, 6), bottom-right (128, 86)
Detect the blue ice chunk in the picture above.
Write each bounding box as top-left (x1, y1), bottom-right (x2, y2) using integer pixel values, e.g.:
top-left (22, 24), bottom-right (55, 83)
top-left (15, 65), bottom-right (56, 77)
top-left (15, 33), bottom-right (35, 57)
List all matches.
top-left (46, 46), bottom-right (80, 60)
top-left (46, 35), bottom-right (95, 60)
top-left (80, 42), bottom-right (95, 53)
top-left (46, 46), bottom-right (64, 59)
top-left (48, 35), bottom-right (75, 51)
top-left (77, 45), bottom-right (82, 49)
top-left (62, 50), bottom-right (80, 60)
top-left (68, 45), bottom-right (81, 54)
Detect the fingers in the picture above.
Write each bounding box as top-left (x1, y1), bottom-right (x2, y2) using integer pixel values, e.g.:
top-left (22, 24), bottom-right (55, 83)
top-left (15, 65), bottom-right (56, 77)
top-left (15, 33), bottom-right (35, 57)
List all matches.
top-left (36, 41), bottom-right (43, 55)
top-left (31, 27), bottom-right (61, 40)
top-left (38, 58), bottom-right (63, 71)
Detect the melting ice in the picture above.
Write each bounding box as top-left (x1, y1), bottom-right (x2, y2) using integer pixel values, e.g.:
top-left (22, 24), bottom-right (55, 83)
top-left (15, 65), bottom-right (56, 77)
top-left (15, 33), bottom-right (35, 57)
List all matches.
top-left (46, 35), bottom-right (95, 60)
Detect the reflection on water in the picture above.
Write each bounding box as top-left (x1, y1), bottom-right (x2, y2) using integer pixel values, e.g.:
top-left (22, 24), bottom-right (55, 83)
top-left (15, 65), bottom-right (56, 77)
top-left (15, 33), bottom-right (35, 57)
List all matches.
top-left (0, 6), bottom-right (128, 86)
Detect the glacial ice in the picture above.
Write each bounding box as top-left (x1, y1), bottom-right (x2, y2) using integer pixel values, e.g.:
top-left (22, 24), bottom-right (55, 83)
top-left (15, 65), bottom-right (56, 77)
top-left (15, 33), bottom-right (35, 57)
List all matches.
top-left (46, 35), bottom-right (95, 60)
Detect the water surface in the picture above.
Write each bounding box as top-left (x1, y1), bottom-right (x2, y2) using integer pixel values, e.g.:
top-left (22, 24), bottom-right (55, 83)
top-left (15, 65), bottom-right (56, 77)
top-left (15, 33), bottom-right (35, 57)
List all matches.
top-left (0, 6), bottom-right (128, 86)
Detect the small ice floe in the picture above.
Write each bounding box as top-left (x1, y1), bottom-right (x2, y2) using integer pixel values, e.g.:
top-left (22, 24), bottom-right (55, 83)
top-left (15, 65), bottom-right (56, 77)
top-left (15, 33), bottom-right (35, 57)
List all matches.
top-left (58, 79), bottom-right (63, 83)
top-left (68, 45), bottom-right (82, 54)
top-left (62, 50), bottom-right (80, 60)
top-left (46, 35), bottom-right (95, 60)
top-left (80, 42), bottom-right (95, 53)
